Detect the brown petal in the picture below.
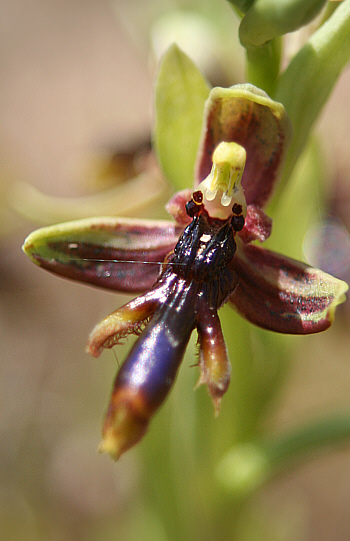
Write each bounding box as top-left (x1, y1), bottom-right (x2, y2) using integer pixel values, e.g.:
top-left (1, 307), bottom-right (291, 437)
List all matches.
top-left (229, 241), bottom-right (348, 334)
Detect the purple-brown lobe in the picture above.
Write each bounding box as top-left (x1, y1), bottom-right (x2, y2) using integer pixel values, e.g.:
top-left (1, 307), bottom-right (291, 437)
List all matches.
top-left (100, 276), bottom-right (197, 459)
top-left (86, 272), bottom-right (178, 356)
top-left (196, 300), bottom-right (232, 414)
top-left (26, 217), bottom-right (182, 293)
top-left (87, 294), bottom-right (157, 357)
top-left (34, 243), bottom-right (173, 293)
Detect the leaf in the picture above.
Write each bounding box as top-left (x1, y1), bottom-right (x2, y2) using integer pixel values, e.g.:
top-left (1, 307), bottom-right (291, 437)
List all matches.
top-left (154, 44), bottom-right (211, 190)
top-left (275, 0), bottom-right (350, 191)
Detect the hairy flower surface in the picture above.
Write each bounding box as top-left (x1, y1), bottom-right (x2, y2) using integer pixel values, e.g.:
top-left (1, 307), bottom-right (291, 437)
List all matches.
top-left (23, 84), bottom-right (348, 460)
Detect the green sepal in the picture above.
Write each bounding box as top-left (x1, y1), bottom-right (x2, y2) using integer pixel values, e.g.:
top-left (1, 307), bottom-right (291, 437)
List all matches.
top-left (230, 240), bottom-right (348, 334)
top-left (154, 44), bottom-right (211, 191)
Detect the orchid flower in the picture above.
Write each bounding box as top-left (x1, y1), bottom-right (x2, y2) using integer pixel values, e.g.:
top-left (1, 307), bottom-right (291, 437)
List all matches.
top-left (23, 79), bottom-right (348, 460)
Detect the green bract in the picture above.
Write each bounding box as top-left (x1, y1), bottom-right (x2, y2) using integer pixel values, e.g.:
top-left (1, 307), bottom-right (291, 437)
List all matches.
top-left (154, 44), bottom-right (210, 191)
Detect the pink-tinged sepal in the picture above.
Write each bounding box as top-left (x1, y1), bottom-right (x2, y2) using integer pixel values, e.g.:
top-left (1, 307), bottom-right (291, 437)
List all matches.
top-left (99, 277), bottom-right (197, 460)
top-left (196, 301), bottom-right (231, 415)
top-left (229, 241), bottom-right (348, 334)
top-left (239, 204), bottom-right (272, 244)
top-left (195, 84), bottom-right (292, 208)
top-left (165, 189), bottom-right (192, 225)
top-left (22, 217), bottom-right (180, 293)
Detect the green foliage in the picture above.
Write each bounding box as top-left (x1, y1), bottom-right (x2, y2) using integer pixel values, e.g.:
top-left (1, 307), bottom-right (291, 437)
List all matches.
top-left (276, 0), bottom-right (350, 191)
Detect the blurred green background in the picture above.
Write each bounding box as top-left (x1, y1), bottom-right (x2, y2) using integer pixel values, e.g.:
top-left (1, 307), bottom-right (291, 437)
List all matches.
top-left (1, 1), bottom-right (350, 540)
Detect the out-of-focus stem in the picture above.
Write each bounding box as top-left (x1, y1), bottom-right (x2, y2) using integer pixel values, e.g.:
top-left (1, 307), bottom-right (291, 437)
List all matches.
top-left (218, 413), bottom-right (350, 495)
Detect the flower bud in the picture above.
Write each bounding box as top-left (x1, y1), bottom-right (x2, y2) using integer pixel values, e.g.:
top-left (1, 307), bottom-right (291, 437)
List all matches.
top-left (239, 0), bottom-right (328, 47)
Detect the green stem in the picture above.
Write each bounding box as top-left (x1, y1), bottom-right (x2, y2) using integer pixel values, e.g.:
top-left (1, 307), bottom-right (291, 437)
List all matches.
top-left (245, 38), bottom-right (282, 96)
top-left (225, 0), bottom-right (254, 15)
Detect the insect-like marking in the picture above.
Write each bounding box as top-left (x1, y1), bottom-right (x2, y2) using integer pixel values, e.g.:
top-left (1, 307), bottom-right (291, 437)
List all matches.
top-left (96, 193), bottom-right (245, 458)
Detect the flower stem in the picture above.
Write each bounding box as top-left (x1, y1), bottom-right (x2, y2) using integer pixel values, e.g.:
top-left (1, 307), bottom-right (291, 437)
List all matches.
top-left (245, 38), bottom-right (281, 96)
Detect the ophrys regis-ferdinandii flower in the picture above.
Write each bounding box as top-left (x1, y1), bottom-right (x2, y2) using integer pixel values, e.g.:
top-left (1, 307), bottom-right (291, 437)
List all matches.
top-left (23, 84), bottom-right (348, 460)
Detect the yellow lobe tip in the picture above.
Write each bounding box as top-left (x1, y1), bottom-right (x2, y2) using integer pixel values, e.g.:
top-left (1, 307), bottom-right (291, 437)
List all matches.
top-left (99, 393), bottom-right (150, 461)
top-left (212, 141), bottom-right (246, 169)
top-left (197, 142), bottom-right (247, 219)
top-left (98, 434), bottom-right (122, 461)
